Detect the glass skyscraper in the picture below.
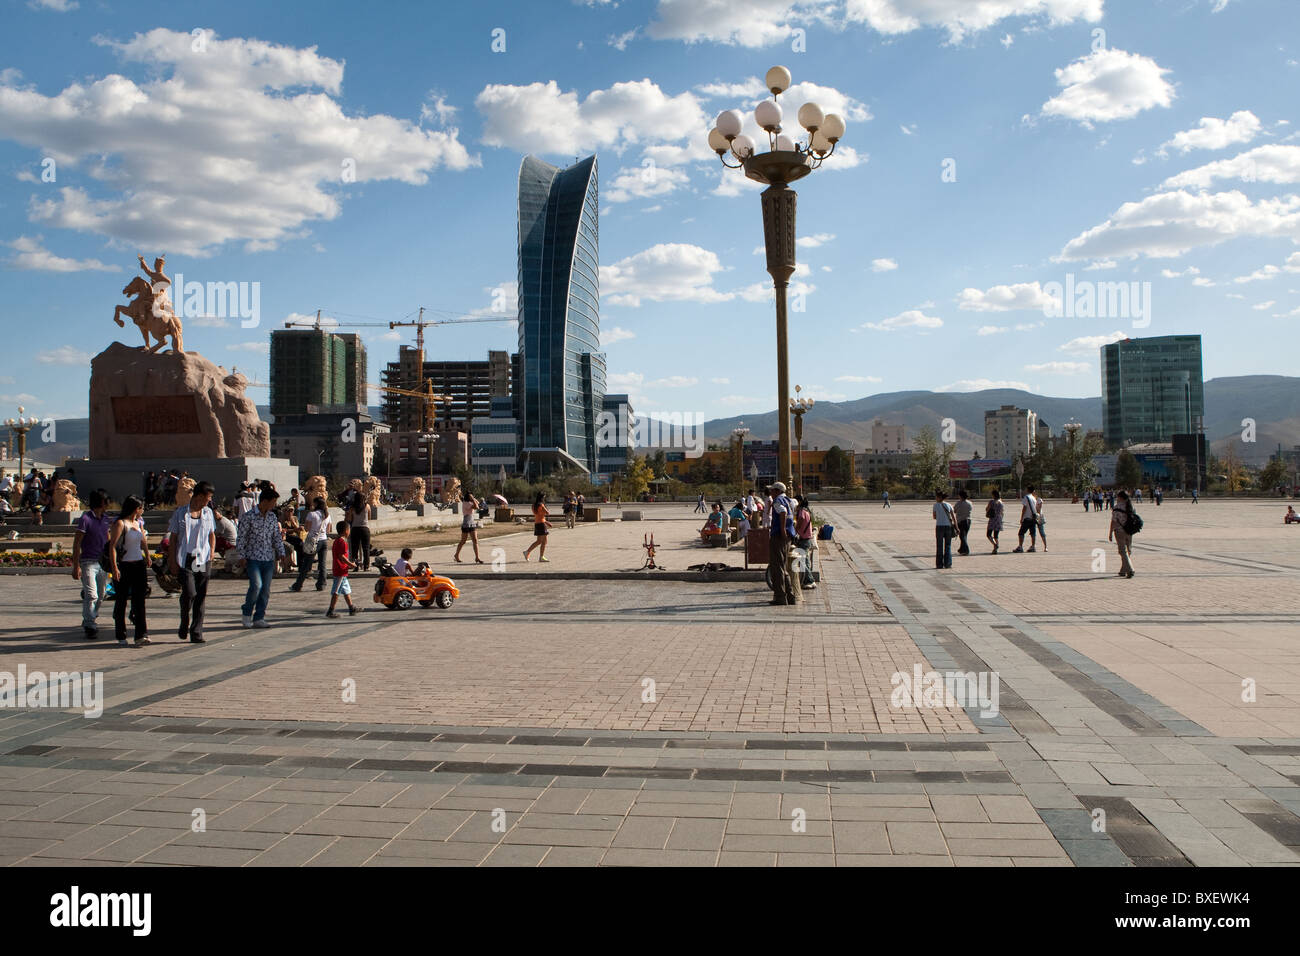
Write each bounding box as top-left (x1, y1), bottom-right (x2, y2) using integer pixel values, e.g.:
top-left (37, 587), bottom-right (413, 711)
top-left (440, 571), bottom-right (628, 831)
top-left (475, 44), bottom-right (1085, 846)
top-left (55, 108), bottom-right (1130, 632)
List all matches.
top-left (517, 154), bottom-right (605, 475)
top-left (1101, 335), bottom-right (1204, 446)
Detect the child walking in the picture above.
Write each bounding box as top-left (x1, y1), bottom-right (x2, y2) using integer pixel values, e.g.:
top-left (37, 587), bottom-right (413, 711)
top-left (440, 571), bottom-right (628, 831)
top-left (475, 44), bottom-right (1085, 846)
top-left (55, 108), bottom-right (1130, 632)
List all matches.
top-left (326, 520), bottom-right (359, 618)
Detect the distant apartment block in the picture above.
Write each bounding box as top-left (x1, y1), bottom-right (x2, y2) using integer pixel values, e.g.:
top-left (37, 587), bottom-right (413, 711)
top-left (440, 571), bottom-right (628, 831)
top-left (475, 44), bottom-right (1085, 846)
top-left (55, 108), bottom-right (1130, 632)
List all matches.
top-left (871, 421), bottom-right (906, 452)
top-left (984, 405), bottom-right (1038, 460)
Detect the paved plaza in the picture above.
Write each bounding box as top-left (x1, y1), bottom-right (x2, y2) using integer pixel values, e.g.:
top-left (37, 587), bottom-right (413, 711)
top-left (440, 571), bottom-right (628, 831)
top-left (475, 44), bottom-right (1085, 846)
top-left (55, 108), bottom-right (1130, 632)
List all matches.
top-left (1, 499), bottom-right (1298, 866)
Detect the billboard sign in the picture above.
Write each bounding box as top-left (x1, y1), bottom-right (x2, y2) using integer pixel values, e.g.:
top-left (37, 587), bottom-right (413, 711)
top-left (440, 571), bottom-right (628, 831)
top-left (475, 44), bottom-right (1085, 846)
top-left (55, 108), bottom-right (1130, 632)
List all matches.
top-left (949, 459), bottom-right (1012, 479)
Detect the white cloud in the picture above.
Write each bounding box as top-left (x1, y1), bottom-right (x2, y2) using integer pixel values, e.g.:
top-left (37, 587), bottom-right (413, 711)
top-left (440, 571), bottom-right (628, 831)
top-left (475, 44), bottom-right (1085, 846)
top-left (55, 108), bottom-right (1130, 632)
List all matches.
top-left (1233, 265), bottom-right (1280, 283)
top-left (798, 232), bottom-right (836, 248)
top-left (601, 326), bottom-right (637, 346)
top-left (36, 345), bottom-right (93, 365)
top-left (1273, 305), bottom-right (1300, 317)
top-left (1014, 321), bottom-right (1045, 331)
top-left (605, 164), bottom-right (691, 203)
top-left (1083, 259), bottom-right (1117, 271)
top-left (935, 379), bottom-right (1031, 392)
top-left (6, 235), bottom-right (117, 272)
top-left (1041, 48), bottom-right (1175, 125)
top-left (1252, 300), bottom-right (1276, 310)
top-left (1191, 276), bottom-right (1216, 287)
top-left (871, 257), bottom-right (898, 272)
top-left (862, 310), bottom-right (943, 332)
top-left (1160, 266), bottom-right (1201, 277)
top-left (1058, 331), bottom-right (1127, 353)
top-left (29, 0), bottom-right (78, 10)
top-left (476, 78), bottom-right (708, 159)
top-left (602, 243), bottom-right (732, 307)
top-left (1225, 292), bottom-right (1246, 299)
top-left (1159, 110), bottom-right (1260, 156)
top-left (900, 123), bottom-right (917, 135)
top-left (609, 28), bottom-right (640, 50)
top-left (227, 342), bottom-right (270, 354)
top-left (834, 374), bottom-right (882, 383)
top-left (694, 78), bottom-right (767, 100)
top-left (646, 0), bottom-right (1100, 46)
top-left (1289, 252), bottom-right (1300, 271)
top-left (1161, 144), bottom-right (1300, 189)
top-left (1024, 361), bottom-right (1090, 374)
top-left (957, 281), bottom-right (1056, 311)
top-left (1059, 189), bottom-right (1300, 260)
top-left (467, 281), bottom-right (518, 319)
top-left (1, 30), bottom-right (476, 257)
top-left (977, 325), bottom-right (1009, 335)
top-left (844, 0), bottom-right (1102, 43)
top-left (711, 377), bottom-right (730, 384)
top-left (648, 375), bottom-right (698, 388)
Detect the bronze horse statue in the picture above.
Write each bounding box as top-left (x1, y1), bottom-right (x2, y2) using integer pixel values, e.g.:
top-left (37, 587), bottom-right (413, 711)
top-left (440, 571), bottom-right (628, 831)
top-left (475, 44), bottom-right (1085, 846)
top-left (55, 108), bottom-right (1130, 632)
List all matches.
top-left (113, 276), bottom-right (184, 353)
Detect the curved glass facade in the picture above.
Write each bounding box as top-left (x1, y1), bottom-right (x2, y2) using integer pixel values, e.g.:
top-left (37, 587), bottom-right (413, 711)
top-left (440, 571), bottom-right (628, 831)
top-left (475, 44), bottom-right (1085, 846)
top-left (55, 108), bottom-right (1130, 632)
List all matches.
top-left (517, 154), bottom-right (605, 474)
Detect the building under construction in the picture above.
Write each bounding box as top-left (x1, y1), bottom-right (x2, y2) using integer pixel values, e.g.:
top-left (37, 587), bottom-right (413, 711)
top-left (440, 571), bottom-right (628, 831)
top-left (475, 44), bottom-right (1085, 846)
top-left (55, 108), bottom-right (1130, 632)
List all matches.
top-left (379, 347), bottom-right (519, 475)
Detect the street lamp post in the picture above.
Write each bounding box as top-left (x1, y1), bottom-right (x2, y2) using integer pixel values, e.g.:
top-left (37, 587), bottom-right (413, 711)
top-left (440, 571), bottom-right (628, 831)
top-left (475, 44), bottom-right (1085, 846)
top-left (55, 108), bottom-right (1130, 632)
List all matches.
top-left (4, 406), bottom-right (41, 485)
top-left (789, 385), bottom-right (814, 494)
top-left (731, 421), bottom-right (750, 496)
top-left (1063, 420), bottom-right (1082, 501)
top-left (1014, 456), bottom-right (1025, 500)
top-left (711, 66), bottom-right (847, 489)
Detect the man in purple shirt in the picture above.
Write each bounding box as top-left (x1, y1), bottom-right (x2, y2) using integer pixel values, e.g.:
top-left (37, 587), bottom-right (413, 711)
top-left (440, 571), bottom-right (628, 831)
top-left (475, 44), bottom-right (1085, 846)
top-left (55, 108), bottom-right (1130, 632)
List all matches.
top-left (71, 489), bottom-right (113, 639)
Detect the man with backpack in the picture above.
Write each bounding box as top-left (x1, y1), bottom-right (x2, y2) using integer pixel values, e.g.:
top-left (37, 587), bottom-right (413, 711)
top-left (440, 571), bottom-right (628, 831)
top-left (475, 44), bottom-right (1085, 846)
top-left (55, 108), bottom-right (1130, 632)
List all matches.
top-left (1109, 489), bottom-right (1141, 578)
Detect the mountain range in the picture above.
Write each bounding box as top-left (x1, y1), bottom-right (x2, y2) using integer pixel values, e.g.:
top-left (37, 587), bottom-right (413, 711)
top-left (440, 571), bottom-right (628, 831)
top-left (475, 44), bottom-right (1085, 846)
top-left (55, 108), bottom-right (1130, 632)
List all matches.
top-left (16, 377), bottom-right (1299, 467)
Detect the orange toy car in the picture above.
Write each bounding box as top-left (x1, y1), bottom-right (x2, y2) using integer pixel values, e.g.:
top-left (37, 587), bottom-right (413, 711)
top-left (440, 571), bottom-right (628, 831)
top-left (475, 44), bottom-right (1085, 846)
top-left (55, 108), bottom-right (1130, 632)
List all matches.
top-left (372, 558), bottom-right (460, 610)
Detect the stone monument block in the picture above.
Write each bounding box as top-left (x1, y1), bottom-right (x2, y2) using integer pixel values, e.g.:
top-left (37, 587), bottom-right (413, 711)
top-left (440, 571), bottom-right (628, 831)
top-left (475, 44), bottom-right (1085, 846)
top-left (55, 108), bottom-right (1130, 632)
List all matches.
top-left (89, 342), bottom-right (269, 460)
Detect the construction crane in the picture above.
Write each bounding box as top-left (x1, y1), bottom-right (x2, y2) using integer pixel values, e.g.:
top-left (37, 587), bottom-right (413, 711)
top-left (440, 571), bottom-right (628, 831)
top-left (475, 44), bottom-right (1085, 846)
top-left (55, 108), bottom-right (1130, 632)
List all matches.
top-left (364, 380), bottom-right (453, 434)
top-left (283, 305), bottom-right (512, 420)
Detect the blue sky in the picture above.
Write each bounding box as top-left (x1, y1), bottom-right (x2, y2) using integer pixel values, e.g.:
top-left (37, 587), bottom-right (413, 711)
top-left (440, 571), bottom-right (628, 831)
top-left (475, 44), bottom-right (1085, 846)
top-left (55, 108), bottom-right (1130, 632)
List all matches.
top-left (1, 0), bottom-right (1297, 423)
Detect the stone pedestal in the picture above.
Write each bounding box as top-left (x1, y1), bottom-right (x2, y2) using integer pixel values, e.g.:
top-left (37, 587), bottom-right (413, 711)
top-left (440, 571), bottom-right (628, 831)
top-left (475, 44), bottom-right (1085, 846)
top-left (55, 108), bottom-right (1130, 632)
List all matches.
top-left (88, 342), bottom-right (269, 459)
top-left (62, 457), bottom-right (300, 509)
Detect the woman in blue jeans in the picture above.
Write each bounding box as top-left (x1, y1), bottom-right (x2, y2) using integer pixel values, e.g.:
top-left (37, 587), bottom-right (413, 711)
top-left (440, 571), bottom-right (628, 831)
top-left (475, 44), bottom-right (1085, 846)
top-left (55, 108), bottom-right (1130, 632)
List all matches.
top-left (291, 497), bottom-right (330, 591)
top-left (932, 489), bottom-right (956, 569)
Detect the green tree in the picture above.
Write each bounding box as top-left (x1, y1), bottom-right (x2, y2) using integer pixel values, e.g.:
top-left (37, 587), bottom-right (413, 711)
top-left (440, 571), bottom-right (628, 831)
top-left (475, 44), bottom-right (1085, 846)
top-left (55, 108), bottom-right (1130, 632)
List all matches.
top-left (614, 453), bottom-right (655, 500)
top-left (910, 427), bottom-right (948, 495)
top-left (1115, 449), bottom-right (1142, 490)
top-left (823, 445), bottom-right (855, 487)
top-left (1257, 457), bottom-right (1288, 494)
top-left (648, 450), bottom-right (667, 478)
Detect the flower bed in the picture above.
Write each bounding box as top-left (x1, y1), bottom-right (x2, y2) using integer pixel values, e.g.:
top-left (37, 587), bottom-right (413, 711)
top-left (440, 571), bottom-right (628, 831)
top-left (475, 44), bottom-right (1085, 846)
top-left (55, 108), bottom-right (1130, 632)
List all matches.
top-left (0, 551), bottom-right (73, 568)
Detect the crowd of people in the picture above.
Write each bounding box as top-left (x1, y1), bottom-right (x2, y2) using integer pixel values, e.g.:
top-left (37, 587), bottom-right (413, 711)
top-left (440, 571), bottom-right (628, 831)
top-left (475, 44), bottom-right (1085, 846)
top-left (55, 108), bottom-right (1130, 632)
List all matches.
top-left (67, 476), bottom-right (381, 644)
top-left (921, 485), bottom-right (1145, 577)
top-left (694, 485), bottom-right (819, 600)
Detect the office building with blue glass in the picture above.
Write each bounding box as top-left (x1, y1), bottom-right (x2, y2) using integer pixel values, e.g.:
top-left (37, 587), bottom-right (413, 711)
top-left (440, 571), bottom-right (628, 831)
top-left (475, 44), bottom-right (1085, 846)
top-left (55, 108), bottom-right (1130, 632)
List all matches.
top-left (1101, 334), bottom-right (1204, 446)
top-left (516, 154), bottom-right (605, 476)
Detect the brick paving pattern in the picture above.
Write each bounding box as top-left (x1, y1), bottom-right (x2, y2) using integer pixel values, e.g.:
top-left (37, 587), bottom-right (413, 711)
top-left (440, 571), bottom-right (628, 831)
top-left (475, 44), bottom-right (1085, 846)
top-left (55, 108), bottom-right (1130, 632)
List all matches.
top-left (1, 500), bottom-right (1297, 866)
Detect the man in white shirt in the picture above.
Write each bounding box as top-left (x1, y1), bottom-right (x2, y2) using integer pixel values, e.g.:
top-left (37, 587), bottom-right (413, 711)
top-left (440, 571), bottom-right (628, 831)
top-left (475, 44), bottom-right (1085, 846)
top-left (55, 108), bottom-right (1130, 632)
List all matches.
top-left (168, 480), bottom-right (217, 643)
top-left (1012, 485), bottom-right (1040, 553)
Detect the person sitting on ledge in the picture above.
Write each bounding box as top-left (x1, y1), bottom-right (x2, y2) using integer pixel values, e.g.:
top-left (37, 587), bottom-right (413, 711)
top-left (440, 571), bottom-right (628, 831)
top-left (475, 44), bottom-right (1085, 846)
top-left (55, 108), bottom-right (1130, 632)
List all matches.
top-left (1286, 506), bottom-right (1299, 524)
top-left (700, 502), bottom-right (728, 540)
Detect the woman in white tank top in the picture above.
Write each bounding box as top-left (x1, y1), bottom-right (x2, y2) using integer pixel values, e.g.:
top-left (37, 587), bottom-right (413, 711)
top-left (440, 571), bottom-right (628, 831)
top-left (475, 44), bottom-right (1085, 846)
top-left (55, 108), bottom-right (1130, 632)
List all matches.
top-left (108, 495), bottom-right (151, 645)
top-left (454, 490), bottom-right (484, 564)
